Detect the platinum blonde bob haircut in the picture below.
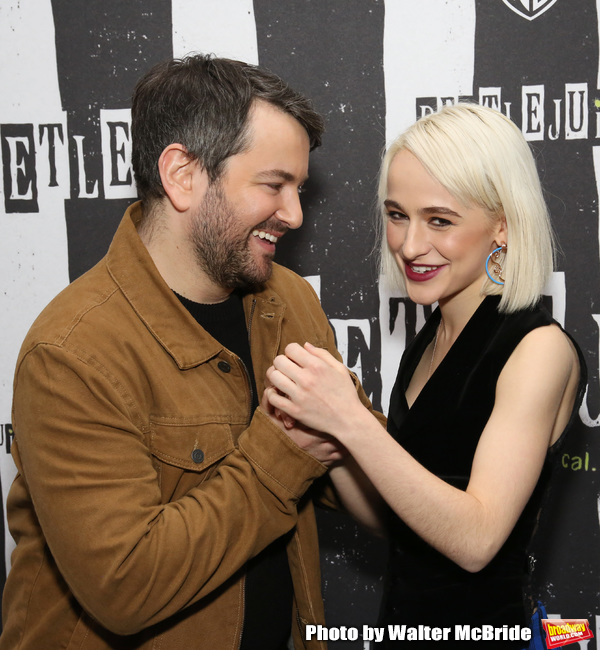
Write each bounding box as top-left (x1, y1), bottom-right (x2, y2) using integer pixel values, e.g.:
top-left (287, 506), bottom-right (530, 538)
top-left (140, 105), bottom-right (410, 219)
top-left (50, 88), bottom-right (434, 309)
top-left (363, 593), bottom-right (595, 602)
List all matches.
top-left (378, 103), bottom-right (555, 313)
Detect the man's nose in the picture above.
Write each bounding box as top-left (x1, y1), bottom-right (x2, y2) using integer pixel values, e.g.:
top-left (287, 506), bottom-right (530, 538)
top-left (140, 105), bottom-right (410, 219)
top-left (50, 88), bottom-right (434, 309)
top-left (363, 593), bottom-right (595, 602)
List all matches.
top-left (276, 190), bottom-right (303, 230)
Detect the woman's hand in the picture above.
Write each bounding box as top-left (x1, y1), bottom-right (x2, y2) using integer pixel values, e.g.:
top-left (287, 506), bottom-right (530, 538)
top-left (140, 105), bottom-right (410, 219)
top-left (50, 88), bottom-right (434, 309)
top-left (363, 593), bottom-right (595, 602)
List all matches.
top-left (259, 382), bottom-right (346, 466)
top-left (265, 342), bottom-right (366, 440)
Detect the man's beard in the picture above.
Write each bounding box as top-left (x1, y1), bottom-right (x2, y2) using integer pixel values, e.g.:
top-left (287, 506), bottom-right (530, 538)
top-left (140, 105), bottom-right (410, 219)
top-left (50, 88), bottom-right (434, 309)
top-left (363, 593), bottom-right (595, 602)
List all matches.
top-left (189, 181), bottom-right (284, 292)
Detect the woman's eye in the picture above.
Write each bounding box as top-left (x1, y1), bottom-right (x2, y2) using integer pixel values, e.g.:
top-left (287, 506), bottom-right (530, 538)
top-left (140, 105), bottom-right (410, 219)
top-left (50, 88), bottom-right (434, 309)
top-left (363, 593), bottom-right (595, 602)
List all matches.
top-left (431, 217), bottom-right (452, 227)
top-left (387, 211), bottom-right (407, 221)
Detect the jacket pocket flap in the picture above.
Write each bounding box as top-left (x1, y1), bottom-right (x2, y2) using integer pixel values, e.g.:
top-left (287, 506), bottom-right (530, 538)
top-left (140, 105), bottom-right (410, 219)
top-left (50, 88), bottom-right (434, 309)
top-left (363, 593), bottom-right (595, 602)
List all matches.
top-left (149, 419), bottom-right (235, 471)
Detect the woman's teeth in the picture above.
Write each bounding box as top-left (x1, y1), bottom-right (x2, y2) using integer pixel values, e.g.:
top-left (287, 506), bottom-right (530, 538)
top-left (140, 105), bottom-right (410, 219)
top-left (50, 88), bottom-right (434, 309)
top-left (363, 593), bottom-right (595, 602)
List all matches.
top-left (410, 265), bottom-right (437, 274)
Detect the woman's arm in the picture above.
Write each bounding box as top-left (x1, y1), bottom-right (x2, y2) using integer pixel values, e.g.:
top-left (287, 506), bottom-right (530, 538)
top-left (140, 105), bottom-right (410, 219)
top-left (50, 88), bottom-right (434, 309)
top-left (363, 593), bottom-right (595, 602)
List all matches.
top-left (327, 459), bottom-right (389, 536)
top-left (260, 388), bottom-right (388, 533)
top-left (266, 325), bottom-right (579, 572)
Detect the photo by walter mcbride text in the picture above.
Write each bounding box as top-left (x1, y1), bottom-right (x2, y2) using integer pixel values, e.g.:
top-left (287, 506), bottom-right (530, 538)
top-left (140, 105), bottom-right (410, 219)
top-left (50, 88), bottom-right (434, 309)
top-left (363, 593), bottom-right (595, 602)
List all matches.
top-left (305, 624), bottom-right (533, 644)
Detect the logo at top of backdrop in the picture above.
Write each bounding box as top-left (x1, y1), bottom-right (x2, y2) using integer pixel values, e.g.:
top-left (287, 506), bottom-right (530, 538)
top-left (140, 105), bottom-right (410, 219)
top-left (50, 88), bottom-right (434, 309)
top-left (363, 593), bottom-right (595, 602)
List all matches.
top-left (502, 0), bottom-right (558, 20)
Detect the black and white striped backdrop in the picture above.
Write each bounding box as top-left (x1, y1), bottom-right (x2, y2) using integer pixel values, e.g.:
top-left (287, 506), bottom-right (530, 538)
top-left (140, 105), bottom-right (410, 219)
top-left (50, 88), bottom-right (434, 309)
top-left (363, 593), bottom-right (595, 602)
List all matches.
top-left (1, 1), bottom-right (599, 646)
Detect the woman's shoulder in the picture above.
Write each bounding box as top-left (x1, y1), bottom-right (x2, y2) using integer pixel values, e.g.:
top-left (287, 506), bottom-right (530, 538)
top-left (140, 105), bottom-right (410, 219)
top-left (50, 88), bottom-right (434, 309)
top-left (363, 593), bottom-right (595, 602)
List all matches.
top-left (511, 321), bottom-right (577, 368)
top-left (503, 299), bottom-right (583, 376)
top-left (496, 320), bottom-right (584, 446)
top-left (486, 300), bottom-right (585, 405)
top-left (488, 299), bottom-right (571, 362)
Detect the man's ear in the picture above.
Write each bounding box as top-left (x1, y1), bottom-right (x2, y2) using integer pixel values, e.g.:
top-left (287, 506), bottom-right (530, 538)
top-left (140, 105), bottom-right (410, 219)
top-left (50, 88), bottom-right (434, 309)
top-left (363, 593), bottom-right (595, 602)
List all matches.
top-left (158, 144), bottom-right (207, 212)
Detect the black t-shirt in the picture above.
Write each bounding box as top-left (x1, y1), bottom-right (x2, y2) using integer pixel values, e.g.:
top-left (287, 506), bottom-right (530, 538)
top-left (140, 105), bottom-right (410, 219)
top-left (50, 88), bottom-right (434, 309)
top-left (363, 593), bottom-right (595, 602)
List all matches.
top-left (176, 290), bottom-right (293, 650)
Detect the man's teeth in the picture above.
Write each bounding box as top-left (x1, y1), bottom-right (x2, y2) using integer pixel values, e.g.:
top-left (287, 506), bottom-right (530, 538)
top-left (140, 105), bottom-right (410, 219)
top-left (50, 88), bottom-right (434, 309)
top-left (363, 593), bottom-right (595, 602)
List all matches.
top-left (252, 230), bottom-right (278, 243)
top-left (411, 265), bottom-right (437, 274)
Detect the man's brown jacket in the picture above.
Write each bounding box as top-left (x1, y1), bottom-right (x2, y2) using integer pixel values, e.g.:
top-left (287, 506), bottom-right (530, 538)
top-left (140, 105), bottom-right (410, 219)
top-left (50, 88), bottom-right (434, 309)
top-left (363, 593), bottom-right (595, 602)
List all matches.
top-left (2, 202), bottom-right (384, 649)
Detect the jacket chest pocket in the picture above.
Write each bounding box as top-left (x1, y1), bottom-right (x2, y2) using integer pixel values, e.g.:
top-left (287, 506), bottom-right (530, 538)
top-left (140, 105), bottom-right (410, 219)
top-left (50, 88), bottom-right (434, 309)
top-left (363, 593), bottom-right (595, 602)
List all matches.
top-left (148, 418), bottom-right (235, 502)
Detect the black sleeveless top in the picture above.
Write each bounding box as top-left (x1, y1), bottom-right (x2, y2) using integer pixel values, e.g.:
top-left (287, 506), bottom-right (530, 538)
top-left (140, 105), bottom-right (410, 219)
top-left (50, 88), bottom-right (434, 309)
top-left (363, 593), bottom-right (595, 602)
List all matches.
top-left (380, 296), bottom-right (586, 648)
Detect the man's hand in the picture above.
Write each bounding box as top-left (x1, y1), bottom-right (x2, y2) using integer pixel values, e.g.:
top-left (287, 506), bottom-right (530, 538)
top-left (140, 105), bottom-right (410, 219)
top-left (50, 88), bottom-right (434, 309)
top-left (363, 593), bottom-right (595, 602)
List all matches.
top-left (260, 388), bottom-right (346, 466)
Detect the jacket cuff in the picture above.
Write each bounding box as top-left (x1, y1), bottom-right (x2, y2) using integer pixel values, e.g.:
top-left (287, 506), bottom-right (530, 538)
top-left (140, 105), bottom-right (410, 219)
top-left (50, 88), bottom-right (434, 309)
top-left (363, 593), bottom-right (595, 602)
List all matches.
top-left (238, 408), bottom-right (328, 501)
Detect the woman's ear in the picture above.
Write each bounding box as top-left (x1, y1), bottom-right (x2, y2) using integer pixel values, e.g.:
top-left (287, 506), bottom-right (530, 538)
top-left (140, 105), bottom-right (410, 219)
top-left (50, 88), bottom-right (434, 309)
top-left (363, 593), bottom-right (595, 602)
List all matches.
top-left (158, 144), bottom-right (206, 212)
top-left (494, 214), bottom-right (508, 247)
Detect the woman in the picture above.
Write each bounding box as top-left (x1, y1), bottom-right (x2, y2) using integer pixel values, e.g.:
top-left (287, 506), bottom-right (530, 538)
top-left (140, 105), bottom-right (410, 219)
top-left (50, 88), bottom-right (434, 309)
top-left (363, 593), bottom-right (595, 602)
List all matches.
top-left (265, 103), bottom-right (586, 647)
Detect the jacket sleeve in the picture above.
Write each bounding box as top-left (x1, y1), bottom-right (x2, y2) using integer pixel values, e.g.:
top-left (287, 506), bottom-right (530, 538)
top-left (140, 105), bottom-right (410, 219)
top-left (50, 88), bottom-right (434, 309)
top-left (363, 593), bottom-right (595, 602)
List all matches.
top-left (12, 342), bottom-right (327, 635)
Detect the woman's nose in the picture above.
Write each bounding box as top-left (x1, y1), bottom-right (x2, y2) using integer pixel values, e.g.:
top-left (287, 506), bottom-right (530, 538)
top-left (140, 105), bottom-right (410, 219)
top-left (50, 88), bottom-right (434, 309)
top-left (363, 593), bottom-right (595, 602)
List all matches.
top-left (401, 221), bottom-right (430, 259)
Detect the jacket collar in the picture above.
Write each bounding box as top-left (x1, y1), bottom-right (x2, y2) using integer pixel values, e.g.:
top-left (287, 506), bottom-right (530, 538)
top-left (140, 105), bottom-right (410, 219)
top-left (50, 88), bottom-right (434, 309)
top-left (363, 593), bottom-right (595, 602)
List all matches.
top-left (105, 202), bottom-right (283, 370)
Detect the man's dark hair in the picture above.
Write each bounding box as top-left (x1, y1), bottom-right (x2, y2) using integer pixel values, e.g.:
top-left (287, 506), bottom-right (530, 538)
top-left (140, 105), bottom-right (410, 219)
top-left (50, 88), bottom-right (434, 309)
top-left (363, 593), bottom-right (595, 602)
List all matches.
top-left (131, 53), bottom-right (324, 207)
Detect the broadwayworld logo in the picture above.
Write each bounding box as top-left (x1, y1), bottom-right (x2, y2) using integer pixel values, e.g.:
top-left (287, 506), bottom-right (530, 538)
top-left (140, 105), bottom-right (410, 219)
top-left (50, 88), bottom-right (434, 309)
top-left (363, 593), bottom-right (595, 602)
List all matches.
top-left (502, 0), bottom-right (559, 21)
top-left (542, 618), bottom-right (594, 648)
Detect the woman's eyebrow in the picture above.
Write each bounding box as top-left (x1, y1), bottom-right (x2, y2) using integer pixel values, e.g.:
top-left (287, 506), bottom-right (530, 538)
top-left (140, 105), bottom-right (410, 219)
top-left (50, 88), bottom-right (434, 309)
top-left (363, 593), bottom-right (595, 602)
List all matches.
top-left (419, 206), bottom-right (463, 218)
top-left (384, 200), bottom-right (462, 218)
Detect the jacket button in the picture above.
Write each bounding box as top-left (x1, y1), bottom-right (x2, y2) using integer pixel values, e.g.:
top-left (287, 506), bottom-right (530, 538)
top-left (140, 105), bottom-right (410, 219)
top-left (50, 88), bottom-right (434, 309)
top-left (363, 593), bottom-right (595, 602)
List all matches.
top-left (217, 360), bottom-right (231, 373)
top-left (191, 449), bottom-right (205, 463)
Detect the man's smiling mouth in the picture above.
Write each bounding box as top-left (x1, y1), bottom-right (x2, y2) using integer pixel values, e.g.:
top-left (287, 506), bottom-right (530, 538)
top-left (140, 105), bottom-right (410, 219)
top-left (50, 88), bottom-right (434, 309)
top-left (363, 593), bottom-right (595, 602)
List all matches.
top-left (252, 230), bottom-right (279, 243)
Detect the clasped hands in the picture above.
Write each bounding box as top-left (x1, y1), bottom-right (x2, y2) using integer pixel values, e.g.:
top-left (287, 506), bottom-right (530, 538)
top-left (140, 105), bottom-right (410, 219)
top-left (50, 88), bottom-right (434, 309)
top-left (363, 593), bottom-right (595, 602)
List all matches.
top-left (261, 342), bottom-right (361, 466)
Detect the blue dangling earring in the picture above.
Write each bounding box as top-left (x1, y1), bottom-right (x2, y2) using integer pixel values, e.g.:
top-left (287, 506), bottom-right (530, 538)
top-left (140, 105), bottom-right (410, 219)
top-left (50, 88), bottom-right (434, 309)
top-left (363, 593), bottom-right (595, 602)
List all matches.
top-left (485, 244), bottom-right (506, 285)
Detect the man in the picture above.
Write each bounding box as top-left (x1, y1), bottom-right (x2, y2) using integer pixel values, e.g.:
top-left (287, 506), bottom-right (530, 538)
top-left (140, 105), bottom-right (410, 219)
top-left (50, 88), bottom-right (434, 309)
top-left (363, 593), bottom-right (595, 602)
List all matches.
top-left (1, 55), bottom-right (383, 649)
